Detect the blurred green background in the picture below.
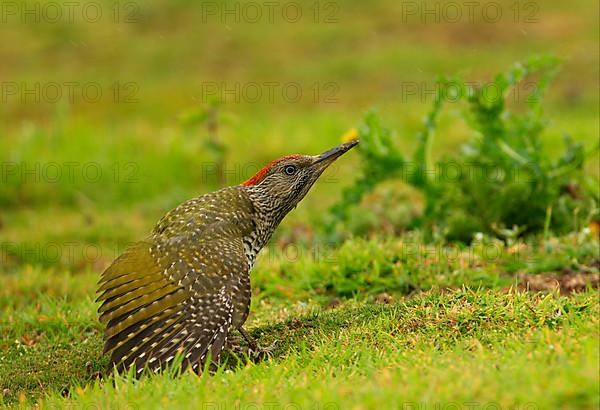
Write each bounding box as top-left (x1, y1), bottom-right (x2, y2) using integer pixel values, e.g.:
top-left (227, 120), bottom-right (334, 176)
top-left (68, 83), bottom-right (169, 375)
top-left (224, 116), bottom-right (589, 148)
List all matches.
top-left (0, 0), bottom-right (598, 267)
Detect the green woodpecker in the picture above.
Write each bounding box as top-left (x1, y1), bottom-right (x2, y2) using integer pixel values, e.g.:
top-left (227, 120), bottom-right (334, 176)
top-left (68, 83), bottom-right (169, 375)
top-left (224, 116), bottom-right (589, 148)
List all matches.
top-left (97, 140), bottom-right (358, 375)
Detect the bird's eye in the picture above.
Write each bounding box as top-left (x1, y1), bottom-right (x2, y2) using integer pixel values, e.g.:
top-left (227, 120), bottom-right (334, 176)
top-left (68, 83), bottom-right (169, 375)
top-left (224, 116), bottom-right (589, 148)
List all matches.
top-left (283, 165), bottom-right (297, 176)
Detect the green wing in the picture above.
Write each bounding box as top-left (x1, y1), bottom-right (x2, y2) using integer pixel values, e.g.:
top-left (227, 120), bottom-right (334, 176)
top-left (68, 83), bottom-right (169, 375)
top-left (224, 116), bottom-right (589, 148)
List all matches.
top-left (97, 219), bottom-right (249, 375)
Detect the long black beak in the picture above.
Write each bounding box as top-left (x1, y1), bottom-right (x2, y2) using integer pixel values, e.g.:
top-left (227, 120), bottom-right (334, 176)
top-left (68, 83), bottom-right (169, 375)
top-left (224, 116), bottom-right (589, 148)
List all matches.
top-left (313, 139), bottom-right (359, 165)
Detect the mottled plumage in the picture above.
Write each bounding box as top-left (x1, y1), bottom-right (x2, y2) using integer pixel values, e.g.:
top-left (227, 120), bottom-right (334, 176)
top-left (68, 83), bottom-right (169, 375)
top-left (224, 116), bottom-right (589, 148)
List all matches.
top-left (97, 140), bottom-right (358, 375)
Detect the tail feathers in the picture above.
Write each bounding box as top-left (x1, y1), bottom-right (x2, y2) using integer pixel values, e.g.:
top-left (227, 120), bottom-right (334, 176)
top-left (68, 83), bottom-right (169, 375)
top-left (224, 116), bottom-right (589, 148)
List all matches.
top-left (106, 290), bottom-right (234, 376)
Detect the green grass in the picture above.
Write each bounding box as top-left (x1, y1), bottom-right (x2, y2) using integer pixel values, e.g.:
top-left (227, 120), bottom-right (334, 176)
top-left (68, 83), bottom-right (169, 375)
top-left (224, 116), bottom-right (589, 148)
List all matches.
top-left (1, 233), bottom-right (598, 408)
top-left (1, 288), bottom-right (598, 408)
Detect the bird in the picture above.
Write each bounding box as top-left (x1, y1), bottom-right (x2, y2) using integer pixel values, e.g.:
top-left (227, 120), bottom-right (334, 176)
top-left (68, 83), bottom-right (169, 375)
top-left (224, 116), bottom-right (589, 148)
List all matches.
top-left (96, 139), bottom-right (359, 376)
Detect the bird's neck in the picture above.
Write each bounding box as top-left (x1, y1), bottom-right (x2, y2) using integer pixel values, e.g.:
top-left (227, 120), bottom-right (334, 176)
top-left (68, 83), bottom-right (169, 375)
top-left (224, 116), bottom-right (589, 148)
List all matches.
top-left (242, 185), bottom-right (293, 267)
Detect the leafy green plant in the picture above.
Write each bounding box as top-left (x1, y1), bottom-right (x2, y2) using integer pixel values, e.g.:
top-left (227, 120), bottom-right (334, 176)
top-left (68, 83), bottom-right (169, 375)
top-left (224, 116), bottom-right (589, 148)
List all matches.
top-left (326, 56), bottom-right (599, 241)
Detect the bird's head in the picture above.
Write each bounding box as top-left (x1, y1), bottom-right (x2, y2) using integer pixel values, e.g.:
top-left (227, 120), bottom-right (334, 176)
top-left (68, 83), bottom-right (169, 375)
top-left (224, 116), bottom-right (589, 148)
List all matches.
top-left (242, 139), bottom-right (359, 215)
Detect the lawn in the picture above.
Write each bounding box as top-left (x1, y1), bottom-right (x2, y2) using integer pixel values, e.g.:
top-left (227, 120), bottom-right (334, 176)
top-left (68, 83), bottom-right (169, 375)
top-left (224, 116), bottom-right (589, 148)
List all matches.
top-left (1, 233), bottom-right (598, 408)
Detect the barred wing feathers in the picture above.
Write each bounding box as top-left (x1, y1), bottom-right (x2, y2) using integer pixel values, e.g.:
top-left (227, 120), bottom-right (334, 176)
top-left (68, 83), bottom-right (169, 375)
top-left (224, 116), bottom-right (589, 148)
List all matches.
top-left (97, 218), bottom-right (249, 375)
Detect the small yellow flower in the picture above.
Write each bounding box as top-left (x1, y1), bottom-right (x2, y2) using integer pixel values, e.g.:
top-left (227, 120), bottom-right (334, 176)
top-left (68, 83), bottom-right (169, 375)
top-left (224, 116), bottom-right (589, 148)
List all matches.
top-left (341, 128), bottom-right (359, 143)
top-left (589, 220), bottom-right (600, 239)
